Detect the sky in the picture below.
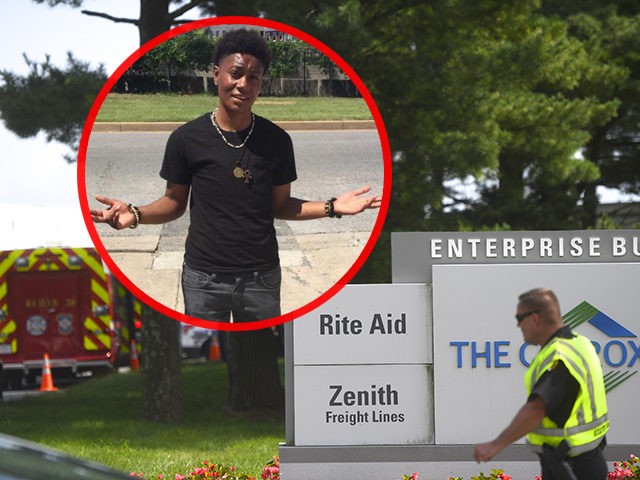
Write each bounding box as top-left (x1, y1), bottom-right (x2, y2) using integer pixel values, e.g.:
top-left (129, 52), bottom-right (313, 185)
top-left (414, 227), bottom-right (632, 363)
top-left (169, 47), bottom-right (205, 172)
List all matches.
top-left (0, 1), bottom-right (637, 248)
top-left (0, 0), bottom-right (140, 209)
top-left (0, 0), bottom-right (145, 247)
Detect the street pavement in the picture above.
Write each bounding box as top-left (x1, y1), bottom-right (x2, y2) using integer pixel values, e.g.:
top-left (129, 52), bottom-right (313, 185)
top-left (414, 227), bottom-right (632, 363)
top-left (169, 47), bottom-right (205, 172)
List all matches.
top-left (84, 123), bottom-right (386, 320)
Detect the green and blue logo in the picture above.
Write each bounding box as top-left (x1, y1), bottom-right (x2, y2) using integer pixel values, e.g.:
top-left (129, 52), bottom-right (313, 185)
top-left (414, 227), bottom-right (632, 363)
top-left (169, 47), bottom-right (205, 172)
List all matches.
top-left (450, 300), bottom-right (639, 394)
top-left (564, 301), bottom-right (638, 393)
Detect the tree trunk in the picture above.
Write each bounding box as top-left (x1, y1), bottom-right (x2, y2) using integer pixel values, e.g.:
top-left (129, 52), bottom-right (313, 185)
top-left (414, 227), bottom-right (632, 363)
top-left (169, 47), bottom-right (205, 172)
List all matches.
top-left (581, 133), bottom-right (604, 228)
top-left (582, 182), bottom-right (598, 228)
top-left (140, 305), bottom-right (183, 423)
top-left (498, 153), bottom-right (524, 203)
top-left (497, 152), bottom-right (525, 226)
top-left (134, 0), bottom-right (184, 426)
top-left (139, 0), bottom-right (172, 45)
top-left (137, 0), bottom-right (281, 420)
top-left (224, 328), bottom-right (284, 415)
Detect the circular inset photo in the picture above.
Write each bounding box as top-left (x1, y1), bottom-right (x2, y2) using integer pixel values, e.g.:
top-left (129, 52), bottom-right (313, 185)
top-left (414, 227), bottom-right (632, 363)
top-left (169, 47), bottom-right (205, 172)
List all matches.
top-left (78, 17), bottom-right (390, 331)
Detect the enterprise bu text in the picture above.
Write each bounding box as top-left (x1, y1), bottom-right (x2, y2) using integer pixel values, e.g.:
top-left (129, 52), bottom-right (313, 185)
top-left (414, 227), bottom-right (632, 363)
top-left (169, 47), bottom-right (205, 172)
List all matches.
top-left (430, 236), bottom-right (640, 260)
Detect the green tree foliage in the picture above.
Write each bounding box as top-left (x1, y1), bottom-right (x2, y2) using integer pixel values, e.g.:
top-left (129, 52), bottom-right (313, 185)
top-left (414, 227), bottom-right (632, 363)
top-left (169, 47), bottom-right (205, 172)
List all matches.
top-left (0, 1), bottom-right (221, 151)
top-left (155, 28), bottom-right (217, 72)
top-left (0, 53), bottom-right (106, 162)
top-left (3, 0), bottom-right (638, 273)
top-left (542, 1), bottom-right (640, 227)
top-left (461, 13), bottom-right (621, 230)
top-left (274, 0), bottom-right (639, 282)
top-left (125, 31), bottom-right (317, 94)
top-left (267, 40), bottom-right (306, 79)
top-left (123, 29), bottom-right (217, 92)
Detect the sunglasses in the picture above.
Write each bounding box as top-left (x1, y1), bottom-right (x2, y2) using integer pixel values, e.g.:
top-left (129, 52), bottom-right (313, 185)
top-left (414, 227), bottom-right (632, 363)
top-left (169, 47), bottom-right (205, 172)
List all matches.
top-left (515, 310), bottom-right (539, 324)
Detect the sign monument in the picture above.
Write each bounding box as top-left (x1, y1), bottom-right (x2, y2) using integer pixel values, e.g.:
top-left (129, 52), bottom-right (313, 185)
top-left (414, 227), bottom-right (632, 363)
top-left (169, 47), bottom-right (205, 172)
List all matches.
top-left (280, 230), bottom-right (640, 479)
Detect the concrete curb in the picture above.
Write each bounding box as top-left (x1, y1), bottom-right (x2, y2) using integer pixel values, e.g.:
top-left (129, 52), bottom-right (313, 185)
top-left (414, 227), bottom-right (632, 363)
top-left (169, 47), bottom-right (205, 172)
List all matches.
top-left (92, 120), bottom-right (376, 132)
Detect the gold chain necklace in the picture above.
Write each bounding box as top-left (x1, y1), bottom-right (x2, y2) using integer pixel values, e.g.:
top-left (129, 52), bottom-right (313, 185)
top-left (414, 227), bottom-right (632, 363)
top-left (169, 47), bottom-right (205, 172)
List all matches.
top-left (210, 109), bottom-right (255, 149)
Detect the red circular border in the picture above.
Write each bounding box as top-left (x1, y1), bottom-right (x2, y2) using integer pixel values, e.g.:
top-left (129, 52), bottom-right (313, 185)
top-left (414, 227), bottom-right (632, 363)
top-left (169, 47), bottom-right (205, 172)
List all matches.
top-left (77, 16), bottom-right (391, 332)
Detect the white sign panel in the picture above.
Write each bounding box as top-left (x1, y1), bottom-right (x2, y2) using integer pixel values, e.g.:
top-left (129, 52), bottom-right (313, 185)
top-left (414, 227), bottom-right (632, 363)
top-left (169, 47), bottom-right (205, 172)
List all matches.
top-left (294, 364), bottom-right (433, 446)
top-left (432, 262), bottom-right (640, 444)
top-left (293, 284), bottom-right (431, 365)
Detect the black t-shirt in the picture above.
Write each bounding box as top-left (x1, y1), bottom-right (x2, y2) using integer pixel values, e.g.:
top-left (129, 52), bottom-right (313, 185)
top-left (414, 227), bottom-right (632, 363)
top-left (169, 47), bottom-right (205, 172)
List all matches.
top-left (528, 326), bottom-right (580, 427)
top-left (160, 113), bottom-right (297, 272)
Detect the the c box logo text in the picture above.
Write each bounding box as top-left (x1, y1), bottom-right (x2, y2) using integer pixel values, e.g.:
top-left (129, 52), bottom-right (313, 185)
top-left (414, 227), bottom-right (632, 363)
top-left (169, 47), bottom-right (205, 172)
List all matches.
top-left (450, 301), bottom-right (639, 392)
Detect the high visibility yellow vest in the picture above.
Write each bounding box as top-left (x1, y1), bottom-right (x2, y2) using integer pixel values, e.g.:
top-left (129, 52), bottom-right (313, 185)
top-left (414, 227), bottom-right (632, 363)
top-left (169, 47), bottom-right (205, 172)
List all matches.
top-left (524, 332), bottom-right (609, 457)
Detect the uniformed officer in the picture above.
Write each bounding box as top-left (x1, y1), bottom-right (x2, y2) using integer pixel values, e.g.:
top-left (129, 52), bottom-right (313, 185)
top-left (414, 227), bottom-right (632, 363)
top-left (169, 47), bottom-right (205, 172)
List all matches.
top-left (473, 288), bottom-right (609, 480)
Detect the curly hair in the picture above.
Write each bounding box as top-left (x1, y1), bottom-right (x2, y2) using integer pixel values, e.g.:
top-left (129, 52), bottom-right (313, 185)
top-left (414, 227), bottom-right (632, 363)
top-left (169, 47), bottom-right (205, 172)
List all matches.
top-left (213, 28), bottom-right (272, 73)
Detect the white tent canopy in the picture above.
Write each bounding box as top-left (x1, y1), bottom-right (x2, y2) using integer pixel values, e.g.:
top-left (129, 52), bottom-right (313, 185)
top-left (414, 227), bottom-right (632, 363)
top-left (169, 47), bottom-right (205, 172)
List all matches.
top-left (0, 203), bottom-right (93, 251)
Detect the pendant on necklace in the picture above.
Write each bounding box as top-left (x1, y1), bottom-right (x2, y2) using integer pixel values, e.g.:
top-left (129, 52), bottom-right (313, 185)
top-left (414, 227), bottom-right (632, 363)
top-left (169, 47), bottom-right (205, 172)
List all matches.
top-left (233, 166), bottom-right (245, 179)
top-left (233, 166), bottom-right (253, 183)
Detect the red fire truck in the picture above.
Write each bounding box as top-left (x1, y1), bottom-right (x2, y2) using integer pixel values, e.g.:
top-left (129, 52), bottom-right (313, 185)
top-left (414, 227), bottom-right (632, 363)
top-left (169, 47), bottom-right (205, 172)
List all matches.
top-left (0, 246), bottom-right (140, 389)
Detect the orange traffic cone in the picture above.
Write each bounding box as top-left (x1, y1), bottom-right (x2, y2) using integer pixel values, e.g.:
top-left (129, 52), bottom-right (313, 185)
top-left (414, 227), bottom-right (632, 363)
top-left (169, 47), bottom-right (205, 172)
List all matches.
top-left (208, 334), bottom-right (220, 361)
top-left (130, 339), bottom-right (140, 370)
top-left (39, 353), bottom-right (58, 392)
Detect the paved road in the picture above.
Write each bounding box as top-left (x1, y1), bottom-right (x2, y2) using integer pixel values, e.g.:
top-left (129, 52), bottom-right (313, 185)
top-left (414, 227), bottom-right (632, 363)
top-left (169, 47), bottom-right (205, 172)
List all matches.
top-left (84, 129), bottom-right (386, 318)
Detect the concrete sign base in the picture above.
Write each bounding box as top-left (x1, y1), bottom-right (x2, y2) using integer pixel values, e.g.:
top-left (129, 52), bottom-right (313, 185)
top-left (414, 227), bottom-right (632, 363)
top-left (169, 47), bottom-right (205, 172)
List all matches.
top-left (279, 444), bottom-right (634, 480)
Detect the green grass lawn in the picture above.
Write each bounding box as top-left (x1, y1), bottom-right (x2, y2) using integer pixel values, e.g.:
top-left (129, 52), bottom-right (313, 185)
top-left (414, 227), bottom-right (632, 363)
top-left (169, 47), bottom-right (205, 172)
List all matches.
top-left (96, 93), bottom-right (373, 122)
top-left (0, 362), bottom-right (283, 478)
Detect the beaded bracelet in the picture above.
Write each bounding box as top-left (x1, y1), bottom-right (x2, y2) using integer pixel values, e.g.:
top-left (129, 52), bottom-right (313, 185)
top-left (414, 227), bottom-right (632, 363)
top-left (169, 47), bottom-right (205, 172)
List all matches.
top-left (127, 204), bottom-right (141, 229)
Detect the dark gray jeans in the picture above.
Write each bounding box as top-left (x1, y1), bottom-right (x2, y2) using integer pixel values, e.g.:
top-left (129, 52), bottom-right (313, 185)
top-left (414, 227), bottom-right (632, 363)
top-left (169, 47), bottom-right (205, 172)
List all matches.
top-left (181, 263), bottom-right (281, 323)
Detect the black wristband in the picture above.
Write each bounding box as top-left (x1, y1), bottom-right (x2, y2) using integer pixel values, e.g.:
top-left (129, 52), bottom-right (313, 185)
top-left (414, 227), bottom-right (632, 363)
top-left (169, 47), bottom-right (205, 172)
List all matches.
top-left (326, 197), bottom-right (342, 219)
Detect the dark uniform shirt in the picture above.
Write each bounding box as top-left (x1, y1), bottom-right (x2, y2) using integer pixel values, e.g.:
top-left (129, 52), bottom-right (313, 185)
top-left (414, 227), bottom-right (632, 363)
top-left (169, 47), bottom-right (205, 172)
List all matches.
top-left (528, 326), bottom-right (580, 427)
